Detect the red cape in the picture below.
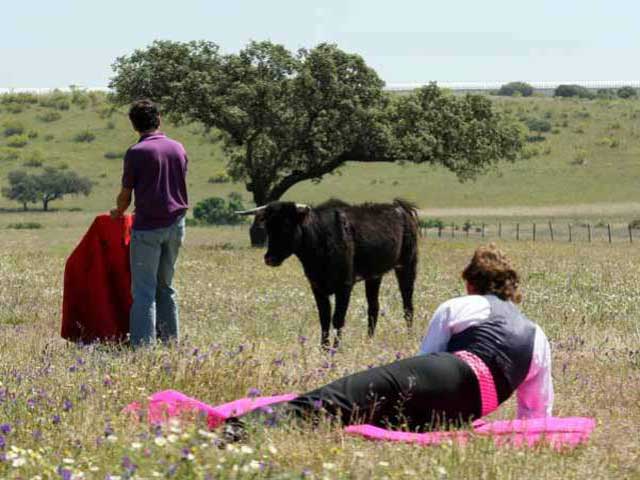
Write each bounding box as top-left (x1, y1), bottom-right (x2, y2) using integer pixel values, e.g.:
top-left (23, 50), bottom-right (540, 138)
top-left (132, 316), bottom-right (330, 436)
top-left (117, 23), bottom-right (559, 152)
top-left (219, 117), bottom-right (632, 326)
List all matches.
top-left (61, 214), bottom-right (133, 343)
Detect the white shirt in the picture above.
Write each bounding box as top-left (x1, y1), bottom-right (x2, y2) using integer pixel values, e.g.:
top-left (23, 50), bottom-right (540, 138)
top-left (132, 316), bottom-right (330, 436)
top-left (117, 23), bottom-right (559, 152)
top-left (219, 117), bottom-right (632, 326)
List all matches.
top-left (419, 295), bottom-right (554, 419)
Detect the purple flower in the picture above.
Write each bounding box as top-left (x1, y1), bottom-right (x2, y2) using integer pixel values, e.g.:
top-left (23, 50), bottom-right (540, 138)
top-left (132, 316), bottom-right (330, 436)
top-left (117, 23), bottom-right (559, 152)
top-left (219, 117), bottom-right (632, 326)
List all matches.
top-left (181, 447), bottom-right (191, 460)
top-left (52, 414), bottom-right (61, 425)
top-left (104, 423), bottom-right (114, 437)
top-left (122, 455), bottom-right (136, 472)
top-left (395, 352), bottom-right (403, 360)
top-left (298, 335), bottom-right (308, 345)
top-left (312, 399), bottom-right (323, 410)
top-left (0, 435), bottom-right (5, 449)
top-left (76, 357), bottom-right (85, 366)
top-left (247, 387), bottom-right (261, 398)
top-left (103, 376), bottom-right (113, 387)
top-left (63, 399), bottom-right (73, 411)
top-left (167, 464), bottom-right (178, 476)
top-left (58, 467), bottom-right (72, 480)
top-left (68, 365), bottom-right (78, 373)
top-left (273, 358), bottom-right (285, 366)
top-left (32, 429), bottom-right (42, 441)
top-left (0, 424), bottom-right (10, 435)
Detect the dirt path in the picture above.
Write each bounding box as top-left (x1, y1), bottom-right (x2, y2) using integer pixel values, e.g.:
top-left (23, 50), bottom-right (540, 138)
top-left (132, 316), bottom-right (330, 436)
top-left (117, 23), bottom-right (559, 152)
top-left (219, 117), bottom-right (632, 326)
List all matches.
top-left (419, 202), bottom-right (640, 218)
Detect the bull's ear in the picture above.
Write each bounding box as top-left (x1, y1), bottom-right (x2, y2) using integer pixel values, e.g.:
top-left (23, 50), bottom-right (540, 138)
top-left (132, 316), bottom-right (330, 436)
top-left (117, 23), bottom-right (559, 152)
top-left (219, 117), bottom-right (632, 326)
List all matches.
top-left (296, 204), bottom-right (311, 223)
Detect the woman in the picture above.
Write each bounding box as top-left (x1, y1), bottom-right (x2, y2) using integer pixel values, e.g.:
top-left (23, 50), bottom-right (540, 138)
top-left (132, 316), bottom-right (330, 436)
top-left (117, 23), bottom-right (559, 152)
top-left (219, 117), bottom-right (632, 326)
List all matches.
top-left (225, 244), bottom-right (553, 438)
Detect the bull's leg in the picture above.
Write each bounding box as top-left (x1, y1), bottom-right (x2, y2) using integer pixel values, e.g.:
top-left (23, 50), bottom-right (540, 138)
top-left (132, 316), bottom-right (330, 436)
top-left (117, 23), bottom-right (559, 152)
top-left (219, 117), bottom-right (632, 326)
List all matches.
top-left (365, 277), bottom-right (382, 337)
top-left (312, 288), bottom-right (332, 348)
top-left (395, 260), bottom-right (416, 329)
top-left (332, 285), bottom-right (353, 348)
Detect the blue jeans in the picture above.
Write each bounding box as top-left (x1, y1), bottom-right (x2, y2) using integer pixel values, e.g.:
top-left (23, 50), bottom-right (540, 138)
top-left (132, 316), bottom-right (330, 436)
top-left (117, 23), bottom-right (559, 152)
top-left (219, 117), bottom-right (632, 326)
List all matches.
top-left (129, 216), bottom-right (185, 346)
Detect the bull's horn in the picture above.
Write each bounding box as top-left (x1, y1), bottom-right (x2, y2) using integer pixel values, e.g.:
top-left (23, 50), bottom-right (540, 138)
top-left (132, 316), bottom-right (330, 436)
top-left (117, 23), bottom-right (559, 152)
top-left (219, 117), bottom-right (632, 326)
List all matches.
top-left (296, 203), bottom-right (310, 211)
top-left (235, 206), bottom-right (267, 215)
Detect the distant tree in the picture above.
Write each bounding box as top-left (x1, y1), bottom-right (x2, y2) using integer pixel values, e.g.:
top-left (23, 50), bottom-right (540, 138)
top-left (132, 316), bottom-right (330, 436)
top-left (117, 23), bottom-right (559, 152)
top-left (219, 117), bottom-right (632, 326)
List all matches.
top-left (111, 40), bottom-right (524, 244)
top-left (3, 168), bottom-right (93, 211)
top-left (525, 118), bottom-right (552, 139)
top-left (2, 171), bottom-right (39, 210)
top-left (596, 88), bottom-right (616, 99)
top-left (554, 84), bottom-right (595, 99)
top-left (36, 167), bottom-right (93, 211)
top-left (497, 81), bottom-right (534, 97)
top-left (617, 86), bottom-right (638, 99)
top-left (193, 192), bottom-right (246, 225)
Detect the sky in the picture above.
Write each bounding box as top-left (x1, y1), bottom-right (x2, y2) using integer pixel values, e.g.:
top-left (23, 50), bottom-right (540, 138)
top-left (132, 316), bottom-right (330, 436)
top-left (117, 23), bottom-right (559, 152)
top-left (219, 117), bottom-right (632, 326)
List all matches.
top-left (1, 0), bottom-right (639, 88)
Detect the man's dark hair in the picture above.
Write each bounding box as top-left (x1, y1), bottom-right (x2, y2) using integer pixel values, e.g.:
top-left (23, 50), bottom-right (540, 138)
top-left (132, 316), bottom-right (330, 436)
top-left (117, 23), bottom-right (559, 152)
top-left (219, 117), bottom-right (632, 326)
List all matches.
top-left (129, 99), bottom-right (160, 132)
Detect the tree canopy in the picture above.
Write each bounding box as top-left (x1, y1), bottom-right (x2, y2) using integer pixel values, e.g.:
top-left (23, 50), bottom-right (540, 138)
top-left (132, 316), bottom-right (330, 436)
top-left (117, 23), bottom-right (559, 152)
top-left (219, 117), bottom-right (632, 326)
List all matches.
top-left (497, 81), bottom-right (534, 97)
top-left (2, 167), bottom-right (93, 211)
top-left (110, 40), bottom-right (524, 207)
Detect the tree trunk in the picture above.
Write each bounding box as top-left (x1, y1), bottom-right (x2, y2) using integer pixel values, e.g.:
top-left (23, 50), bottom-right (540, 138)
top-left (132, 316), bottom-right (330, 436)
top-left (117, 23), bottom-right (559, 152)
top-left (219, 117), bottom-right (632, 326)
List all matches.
top-left (249, 218), bottom-right (267, 247)
top-left (43, 199), bottom-right (49, 212)
top-left (248, 188), bottom-right (269, 247)
top-left (22, 202), bottom-right (28, 211)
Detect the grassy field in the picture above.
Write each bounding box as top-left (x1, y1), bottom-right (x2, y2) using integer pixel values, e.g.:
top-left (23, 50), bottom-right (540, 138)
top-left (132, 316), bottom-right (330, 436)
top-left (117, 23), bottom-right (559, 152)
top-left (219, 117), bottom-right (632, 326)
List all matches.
top-left (0, 224), bottom-right (639, 479)
top-left (0, 92), bottom-right (639, 225)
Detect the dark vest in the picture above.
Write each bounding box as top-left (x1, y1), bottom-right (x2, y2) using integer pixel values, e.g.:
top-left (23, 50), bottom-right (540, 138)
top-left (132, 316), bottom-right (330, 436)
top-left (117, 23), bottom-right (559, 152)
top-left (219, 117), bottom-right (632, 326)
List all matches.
top-left (446, 296), bottom-right (536, 403)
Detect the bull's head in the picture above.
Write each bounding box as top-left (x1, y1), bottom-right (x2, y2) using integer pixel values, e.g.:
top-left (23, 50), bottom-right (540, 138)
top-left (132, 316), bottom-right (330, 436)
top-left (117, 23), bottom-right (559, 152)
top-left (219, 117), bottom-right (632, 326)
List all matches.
top-left (237, 202), bottom-right (311, 266)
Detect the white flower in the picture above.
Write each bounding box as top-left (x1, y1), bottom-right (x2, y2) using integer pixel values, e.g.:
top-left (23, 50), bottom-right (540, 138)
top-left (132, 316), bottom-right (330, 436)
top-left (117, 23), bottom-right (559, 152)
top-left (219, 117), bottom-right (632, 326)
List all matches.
top-left (167, 434), bottom-right (178, 443)
top-left (106, 435), bottom-right (118, 443)
top-left (249, 460), bottom-right (261, 470)
top-left (63, 458), bottom-right (75, 464)
top-left (131, 442), bottom-right (142, 450)
top-left (198, 429), bottom-right (217, 439)
top-left (154, 437), bottom-right (167, 447)
top-left (267, 444), bottom-right (278, 455)
top-left (240, 445), bottom-right (254, 454)
top-left (12, 457), bottom-right (27, 467)
top-left (378, 461), bottom-right (390, 467)
top-left (323, 463), bottom-right (336, 470)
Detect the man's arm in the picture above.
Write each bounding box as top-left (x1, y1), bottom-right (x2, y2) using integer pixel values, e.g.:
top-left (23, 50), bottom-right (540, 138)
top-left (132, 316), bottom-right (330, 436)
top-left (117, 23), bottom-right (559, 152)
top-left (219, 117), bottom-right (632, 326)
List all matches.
top-left (111, 187), bottom-right (132, 218)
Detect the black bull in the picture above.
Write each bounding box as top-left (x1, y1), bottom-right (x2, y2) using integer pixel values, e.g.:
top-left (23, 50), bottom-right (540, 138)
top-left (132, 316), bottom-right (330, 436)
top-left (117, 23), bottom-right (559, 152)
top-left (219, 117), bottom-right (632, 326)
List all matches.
top-left (240, 199), bottom-right (419, 347)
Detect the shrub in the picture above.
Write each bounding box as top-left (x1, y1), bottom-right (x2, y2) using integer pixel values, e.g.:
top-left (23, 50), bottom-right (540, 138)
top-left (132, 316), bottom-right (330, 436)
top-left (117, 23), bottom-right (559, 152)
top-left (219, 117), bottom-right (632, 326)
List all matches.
top-left (73, 130), bottom-right (96, 143)
top-left (418, 218), bottom-right (444, 229)
top-left (5, 104), bottom-right (24, 114)
top-left (38, 91), bottom-right (71, 110)
top-left (597, 136), bottom-right (620, 148)
top-left (44, 134), bottom-right (55, 142)
top-left (38, 111), bottom-right (62, 123)
top-left (193, 193), bottom-right (246, 225)
top-left (6, 135), bottom-right (29, 148)
top-left (3, 121), bottom-right (25, 137)
top-left (525, 118), bottom-right (552, 138)
top-left (0, 93), bottom-right (38, 105)
top-left (497, 81), bottom-right (534, 97)
top-left (629, 219), bottom-right (640, 230)
top-left (0, 147), bottom-right (20, 162)
top-left (106, 121), bottom-right (116, 130)
top-left (7, 222), bottom-right (42, 230)
top-left (571, 147), bottom-right (588, 165)
top-left (27, 130), bottom-right (38, 139)
top-left (104, 151), bottom-right (123, 160)
top-left (23, 151), bottom-right (45, 167)
top-left (207, 172), bottom-right (231, 184)
top-left (617, 86), bottom-right (637, 99)
top-left (596, 88), bottom-right (616, 99)
top-left (554, 84), bottom-right (595, 99)
top-left (69, 86), bottom-right (90, 109)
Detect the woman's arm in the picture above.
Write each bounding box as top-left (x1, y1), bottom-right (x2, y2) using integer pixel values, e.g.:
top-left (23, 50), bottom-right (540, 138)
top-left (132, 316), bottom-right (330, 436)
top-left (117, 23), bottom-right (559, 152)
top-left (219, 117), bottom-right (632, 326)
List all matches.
top-left (516, 326), bottom-right (554, 418)
top-left (419, 303), bottom-right (452, 354)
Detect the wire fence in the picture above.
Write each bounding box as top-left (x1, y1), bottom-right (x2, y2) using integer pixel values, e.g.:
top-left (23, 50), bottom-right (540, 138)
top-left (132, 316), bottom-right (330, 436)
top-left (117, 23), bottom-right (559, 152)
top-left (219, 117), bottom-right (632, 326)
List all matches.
top-left (420, 222), bottom-right (639, 244)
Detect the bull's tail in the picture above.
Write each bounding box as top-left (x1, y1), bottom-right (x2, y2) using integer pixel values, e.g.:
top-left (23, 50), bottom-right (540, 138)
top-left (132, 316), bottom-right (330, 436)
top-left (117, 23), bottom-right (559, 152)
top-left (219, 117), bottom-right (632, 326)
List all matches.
top-left (393, 198), bottom-right (419, 232)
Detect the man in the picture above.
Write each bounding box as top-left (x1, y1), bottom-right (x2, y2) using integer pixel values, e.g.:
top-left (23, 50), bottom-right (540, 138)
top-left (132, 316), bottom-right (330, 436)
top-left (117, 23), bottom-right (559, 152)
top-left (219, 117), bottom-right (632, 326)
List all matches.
top-left (111, 99), bottom-right (188, 346)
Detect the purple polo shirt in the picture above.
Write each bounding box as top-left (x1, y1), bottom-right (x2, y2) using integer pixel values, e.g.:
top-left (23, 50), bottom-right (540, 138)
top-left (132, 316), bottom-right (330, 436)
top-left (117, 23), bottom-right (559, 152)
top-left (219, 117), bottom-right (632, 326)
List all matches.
top-left (122, 132), bottom-right (189, 230)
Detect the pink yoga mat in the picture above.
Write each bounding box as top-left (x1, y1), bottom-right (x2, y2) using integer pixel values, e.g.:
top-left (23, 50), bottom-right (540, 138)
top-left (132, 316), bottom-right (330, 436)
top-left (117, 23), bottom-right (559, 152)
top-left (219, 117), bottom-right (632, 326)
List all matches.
top-left (124, 390), bottom-right (595, 449)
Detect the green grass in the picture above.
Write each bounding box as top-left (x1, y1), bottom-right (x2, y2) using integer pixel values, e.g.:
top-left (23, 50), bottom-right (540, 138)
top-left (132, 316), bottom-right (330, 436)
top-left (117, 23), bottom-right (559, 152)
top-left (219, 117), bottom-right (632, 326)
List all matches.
top-left (0, 227), bottom-right (639, 478)
top-left (0, 94), bottom-right (639, 224)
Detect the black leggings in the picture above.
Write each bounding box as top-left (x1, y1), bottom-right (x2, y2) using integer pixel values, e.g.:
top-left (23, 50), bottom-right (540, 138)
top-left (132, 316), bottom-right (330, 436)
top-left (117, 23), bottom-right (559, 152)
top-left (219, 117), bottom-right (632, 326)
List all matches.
top-left (242, 352), bottom-right (483, 431)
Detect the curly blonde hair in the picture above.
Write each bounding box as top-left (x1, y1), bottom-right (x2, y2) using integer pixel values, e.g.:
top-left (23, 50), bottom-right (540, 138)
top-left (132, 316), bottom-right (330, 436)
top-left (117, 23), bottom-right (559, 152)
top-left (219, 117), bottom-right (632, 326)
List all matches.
top-left (461, 243), bottom-right (522, 303)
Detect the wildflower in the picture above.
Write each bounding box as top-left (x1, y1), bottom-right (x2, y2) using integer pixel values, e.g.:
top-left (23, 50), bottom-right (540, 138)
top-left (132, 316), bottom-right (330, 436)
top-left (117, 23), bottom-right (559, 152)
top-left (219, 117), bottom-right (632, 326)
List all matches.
top-left (154, 437), bottom-right (167, 447)
top-left (378, 461), bottom-right (390, 467)
top-left (62, 458), bottom-right (75, 464)
top-left (12, 456), bottom-right (26, 467)
top-left (298, 335), bottom-right (308, 345)
top-left (106, 435), bottom-right (118, 443)
top-left (0, 423), bottom-right (10, 435)
top-left (58, 467), bottom-right (72, 480)
top-left (131, 442), bottom-right (142, 450)
top-left (323, 462), bottom-right (336, 470)
top-left (240, 445), bottom-right (254, 454)
top-left (52, 414), bottom-right (61, 425)
top-left (167, 434), bottom-right (178, 443)
top-left (63, 399), bottom-right (73, 412)
top-left (248, 387), bottom-right (261, 398)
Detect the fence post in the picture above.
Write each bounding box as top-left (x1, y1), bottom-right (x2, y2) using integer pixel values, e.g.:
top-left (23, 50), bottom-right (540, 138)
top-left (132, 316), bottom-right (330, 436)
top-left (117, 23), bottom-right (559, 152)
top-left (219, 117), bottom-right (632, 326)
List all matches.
top-left (498, 222), bottom-right (502, 238)
top-left (516, 223), bottom-right (520, 241)
top-left (466, 227), bottom-right (469, 239)
top-left (607, 224), bottom-right (612, 244)
top-left (629, 225), bottom-right (633, 244)
top-left (438, 225), bottom-right (442, 238)
top-left (587, 224), bottom-right (591, 243)
top-left (482, 223), bottom-right (485, 239)
top-left (568, 224), bottom-right (572, 243)
top-left (451, 223), bottom-right (455, 238)
top-left (549, 221), bottom-right (554, 241)
top-left (533, 223), bottom-right (536, 242)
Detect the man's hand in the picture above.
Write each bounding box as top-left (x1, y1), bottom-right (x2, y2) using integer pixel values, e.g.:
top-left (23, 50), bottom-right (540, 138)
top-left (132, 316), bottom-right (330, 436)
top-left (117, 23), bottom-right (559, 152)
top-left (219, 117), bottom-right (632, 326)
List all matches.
top-left (110, 208), bottom-right (124, 219)
top-left (112, 187), bottom-right (133, 219)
